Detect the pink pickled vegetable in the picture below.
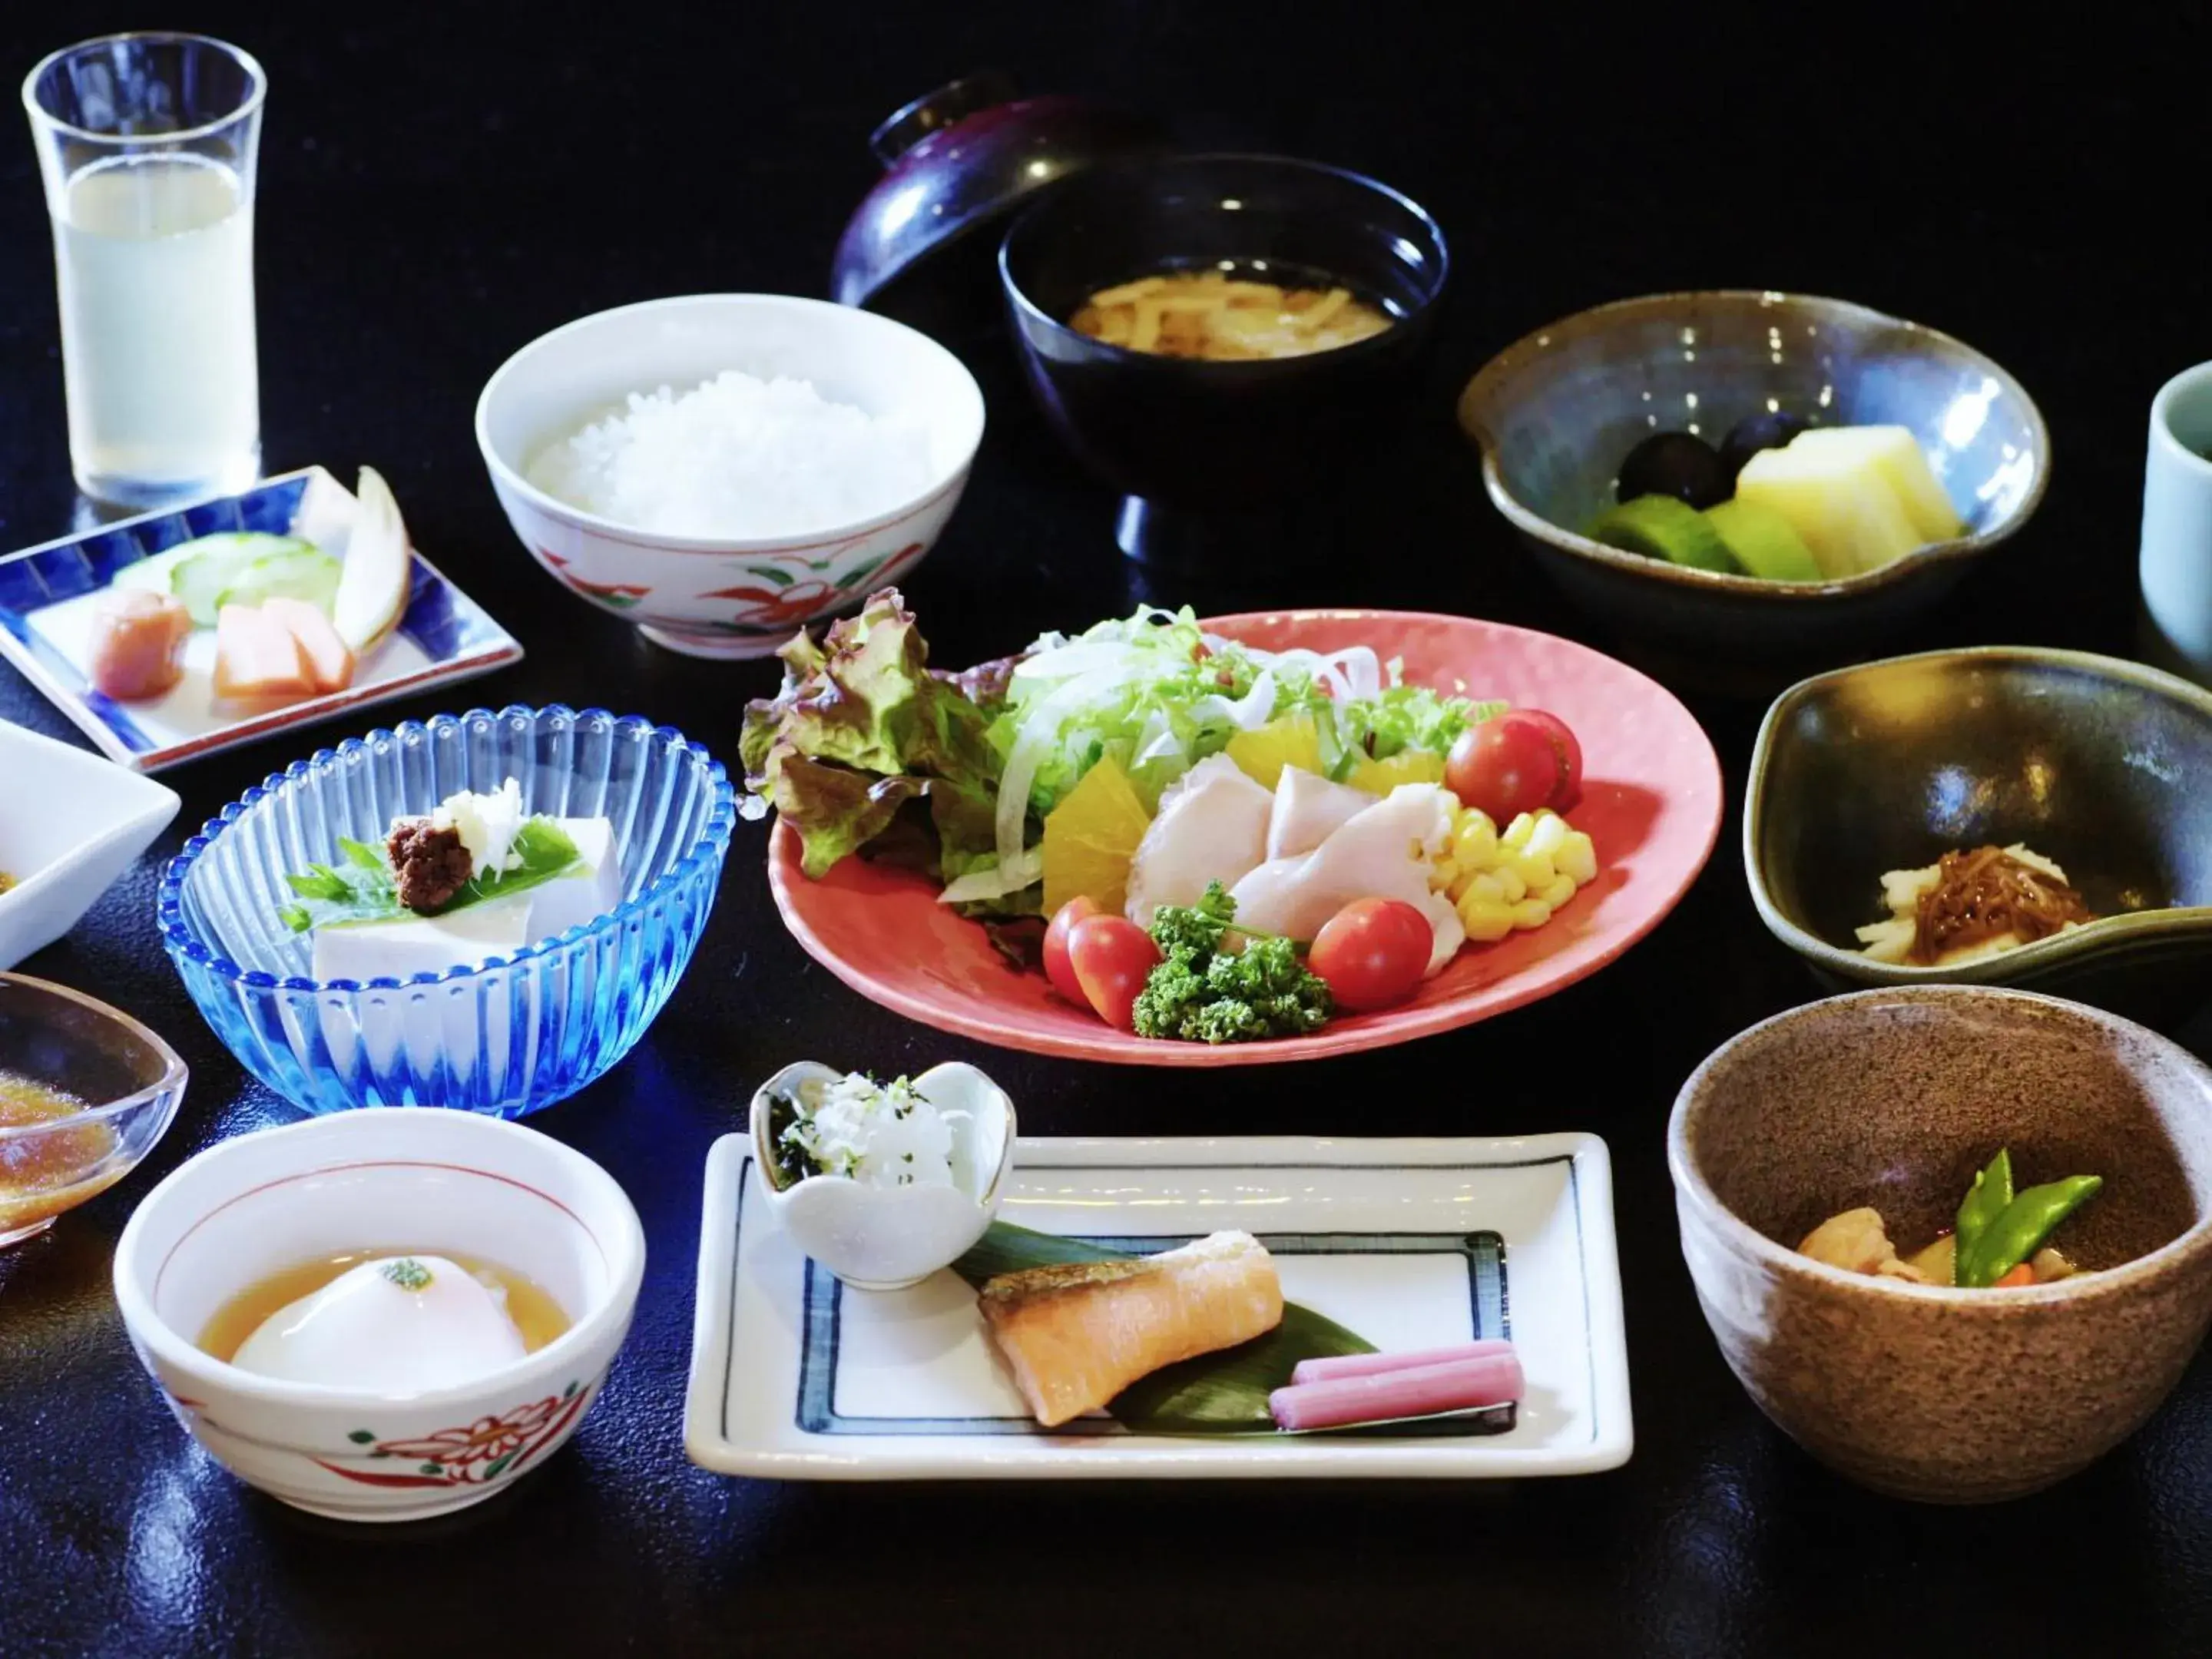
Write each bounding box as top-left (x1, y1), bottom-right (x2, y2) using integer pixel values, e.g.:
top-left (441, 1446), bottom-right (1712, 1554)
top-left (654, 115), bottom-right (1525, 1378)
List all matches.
top-left (1290, 1338), bottom-right (1516, 1387)
top-left (1269, 1349), bottom-right (1524, 1432)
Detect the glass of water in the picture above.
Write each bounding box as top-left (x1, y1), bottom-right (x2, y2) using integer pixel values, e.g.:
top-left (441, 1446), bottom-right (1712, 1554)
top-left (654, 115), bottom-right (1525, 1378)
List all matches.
top-left (22, 33), bottom-right (265, 510)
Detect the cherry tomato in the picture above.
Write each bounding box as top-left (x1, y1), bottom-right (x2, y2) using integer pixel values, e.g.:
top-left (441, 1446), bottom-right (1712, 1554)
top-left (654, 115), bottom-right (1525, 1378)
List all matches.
top-left (1042, 896), bottom-right (1101, 1005)
top-left (1307, 898), bottom-right (1433, 1012)
top-left (1518, 710), bottom-right (1584, 811)
top-left (1066, 914), bottom-right (1162, 1031)
top-left (1445, 709), bottom-right (1581, 820)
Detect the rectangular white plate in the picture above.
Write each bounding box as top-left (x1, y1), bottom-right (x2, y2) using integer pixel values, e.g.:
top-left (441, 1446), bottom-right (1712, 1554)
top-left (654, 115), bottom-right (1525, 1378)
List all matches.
top-left (0, 466), bottom-right (522, 772)
top-left (684, 1131), bottom-right (1631, 1480)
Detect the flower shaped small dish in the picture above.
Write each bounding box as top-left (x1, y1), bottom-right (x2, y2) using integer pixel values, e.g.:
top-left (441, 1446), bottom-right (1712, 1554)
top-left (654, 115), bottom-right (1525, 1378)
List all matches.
top-left (750, 1060), bottom-right (1015, 1290)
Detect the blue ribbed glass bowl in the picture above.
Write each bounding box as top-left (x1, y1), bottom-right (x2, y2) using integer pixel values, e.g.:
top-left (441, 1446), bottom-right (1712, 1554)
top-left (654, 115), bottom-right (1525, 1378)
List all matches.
top-left (157, 705), bottom-right (734, 1118)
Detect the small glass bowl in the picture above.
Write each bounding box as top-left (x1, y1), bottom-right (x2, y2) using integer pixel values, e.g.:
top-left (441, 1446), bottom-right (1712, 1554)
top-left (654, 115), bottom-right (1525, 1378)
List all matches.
top-left (0, 973), bottom-right (188, 1247)
top-left (157, 705), bottom-right (735, 1118)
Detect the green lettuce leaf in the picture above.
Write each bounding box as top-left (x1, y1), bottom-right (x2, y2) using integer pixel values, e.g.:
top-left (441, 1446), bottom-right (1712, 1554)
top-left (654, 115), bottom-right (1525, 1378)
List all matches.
top-left (740, 588), bottom-right (1011, 886)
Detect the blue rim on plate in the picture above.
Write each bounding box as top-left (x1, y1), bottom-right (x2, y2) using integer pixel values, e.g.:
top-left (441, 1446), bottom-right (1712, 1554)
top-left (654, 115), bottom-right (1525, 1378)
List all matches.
top-left (157, 704), bottom-right (737, 1117)
top-left (0, 465), bottom-right (524, 773)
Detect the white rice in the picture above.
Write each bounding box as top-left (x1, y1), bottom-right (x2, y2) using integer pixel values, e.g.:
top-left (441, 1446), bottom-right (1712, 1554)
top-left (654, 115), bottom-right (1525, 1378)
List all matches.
top-left (526, 370), bottom-right (935, 538)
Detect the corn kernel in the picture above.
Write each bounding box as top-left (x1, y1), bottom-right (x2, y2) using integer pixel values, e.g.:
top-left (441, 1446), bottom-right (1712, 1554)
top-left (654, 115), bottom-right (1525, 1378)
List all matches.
top-left (1505, 850), bottom-right (1555, 891)
top-left (1525, 812), bottom-right (1569, 861)
top-left (1538, 872), bottom-right (1578, 909)
top-left (1557, 831), bottom-right (1598, 885)
top-left (1508, 897), bottom-right (1553, 930)
top-left (1456, 894), bottom-right (1515, 942)
top-left (1502, 812), bottom-right (1538, 850)
top-left (1495, 865), bottom-right (1527, 904)
top-left (1453, 811), bottom-right (1500, 869)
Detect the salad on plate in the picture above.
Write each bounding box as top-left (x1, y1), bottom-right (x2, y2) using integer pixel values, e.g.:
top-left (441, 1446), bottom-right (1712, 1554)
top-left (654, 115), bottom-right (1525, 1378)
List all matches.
top-left (741, 590), bottom-right (1598, 1044)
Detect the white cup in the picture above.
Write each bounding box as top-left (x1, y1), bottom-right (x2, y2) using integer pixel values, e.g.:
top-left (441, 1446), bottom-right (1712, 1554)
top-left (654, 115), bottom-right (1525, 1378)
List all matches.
top-left (2141, 362), bottom-right (2212, 684)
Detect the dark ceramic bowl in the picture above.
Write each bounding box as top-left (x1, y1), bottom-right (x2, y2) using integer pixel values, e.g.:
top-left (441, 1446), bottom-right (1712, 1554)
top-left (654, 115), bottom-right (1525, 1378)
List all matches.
top-left (1671, 985), bottom-right (2212, 1503)
top-left (1456, 292), bottom-right (2048, 665)
top-left (999, 153), bottom-right (1448, 567)
top-left (1746, 647), bottom-right (2212, 1027)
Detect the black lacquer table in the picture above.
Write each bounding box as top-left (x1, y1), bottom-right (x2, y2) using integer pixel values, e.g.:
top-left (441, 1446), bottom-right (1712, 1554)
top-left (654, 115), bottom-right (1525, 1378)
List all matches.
top-left (5, 8), bottom-right (2211, 1655)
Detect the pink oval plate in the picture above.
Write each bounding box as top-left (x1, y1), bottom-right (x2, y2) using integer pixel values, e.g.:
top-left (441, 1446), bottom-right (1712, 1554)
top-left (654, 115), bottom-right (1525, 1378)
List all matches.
top-left (768, 608), bottom-right (1724, 1065)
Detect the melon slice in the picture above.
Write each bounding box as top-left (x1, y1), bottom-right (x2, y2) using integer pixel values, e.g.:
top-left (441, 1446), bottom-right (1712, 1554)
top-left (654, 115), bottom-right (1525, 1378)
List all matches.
top-left (212, 604), bottom-right (314, 700)
top-left (330, 465), bottom-right (412, 654)
top-left (262, 595), bottom-right (357, 694)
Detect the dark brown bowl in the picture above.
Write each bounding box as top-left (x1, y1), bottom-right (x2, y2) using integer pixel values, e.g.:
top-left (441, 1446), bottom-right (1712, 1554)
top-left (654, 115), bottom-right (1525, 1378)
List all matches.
top-left (1671, 986), bottom-right (2212, 1502)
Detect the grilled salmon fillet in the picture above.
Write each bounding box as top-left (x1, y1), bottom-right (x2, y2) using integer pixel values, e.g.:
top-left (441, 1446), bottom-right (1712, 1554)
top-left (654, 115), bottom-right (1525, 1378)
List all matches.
top-left (979, 1230), bottom-right (1284, 1427)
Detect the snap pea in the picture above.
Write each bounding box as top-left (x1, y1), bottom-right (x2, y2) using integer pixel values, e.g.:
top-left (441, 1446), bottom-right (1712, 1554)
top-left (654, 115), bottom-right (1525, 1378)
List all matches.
top-left (1952, 1148), bottom-right (2015, 1286)
top-left (1957, 1175), bottom-right (2103, 1288)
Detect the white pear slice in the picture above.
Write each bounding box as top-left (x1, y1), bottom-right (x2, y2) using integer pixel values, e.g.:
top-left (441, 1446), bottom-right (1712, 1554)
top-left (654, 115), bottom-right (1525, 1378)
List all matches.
top-left (330, 465), bottom-right (412, 654)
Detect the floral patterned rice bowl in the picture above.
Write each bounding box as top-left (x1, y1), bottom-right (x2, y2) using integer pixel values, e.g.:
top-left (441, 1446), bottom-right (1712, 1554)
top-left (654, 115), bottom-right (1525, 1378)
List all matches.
top-left (475, 294), bottom-right (985, 660)
top-left (113, 1108), bottom-right (644, 1522)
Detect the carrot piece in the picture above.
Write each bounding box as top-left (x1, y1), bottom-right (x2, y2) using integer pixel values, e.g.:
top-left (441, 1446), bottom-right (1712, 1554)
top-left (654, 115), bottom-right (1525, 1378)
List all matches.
top-left (1993, 1262), bottom-right (2036, 1289)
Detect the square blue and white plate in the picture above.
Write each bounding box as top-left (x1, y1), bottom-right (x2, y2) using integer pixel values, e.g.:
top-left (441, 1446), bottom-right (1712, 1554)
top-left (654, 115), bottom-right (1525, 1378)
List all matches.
top-left (685, 1131), bottom-right (1632, 1480)
top-left (0, 466), bottom-right (523, 773)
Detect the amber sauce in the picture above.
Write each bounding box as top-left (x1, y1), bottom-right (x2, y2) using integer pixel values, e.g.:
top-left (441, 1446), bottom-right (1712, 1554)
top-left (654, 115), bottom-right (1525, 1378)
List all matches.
top-left (0, 1071), bottom-right (118, 1233)
top-left (197, 1248), bottom-right (573, 1363)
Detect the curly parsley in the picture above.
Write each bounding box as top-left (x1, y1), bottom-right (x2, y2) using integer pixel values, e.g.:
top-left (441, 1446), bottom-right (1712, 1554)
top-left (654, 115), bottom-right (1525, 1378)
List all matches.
top-left (1132, 883), bottom-right (1332, 1044)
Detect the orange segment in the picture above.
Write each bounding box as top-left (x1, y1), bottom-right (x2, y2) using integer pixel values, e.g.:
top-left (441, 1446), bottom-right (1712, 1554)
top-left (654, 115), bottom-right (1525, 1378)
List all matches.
top-left (1224, 715), bottom-right (1322, 791)
top-left (1041, 756), bottom-right (1152, 918)
top-left (1346, 748), bottom-right (1446, 794)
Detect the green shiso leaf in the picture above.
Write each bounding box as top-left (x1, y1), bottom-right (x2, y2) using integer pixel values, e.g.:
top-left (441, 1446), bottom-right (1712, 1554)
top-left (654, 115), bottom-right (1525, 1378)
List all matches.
top-left (952, 1222), bottom-right (1375, 1435)
top-left (278, 818), bottom-right (586, 935)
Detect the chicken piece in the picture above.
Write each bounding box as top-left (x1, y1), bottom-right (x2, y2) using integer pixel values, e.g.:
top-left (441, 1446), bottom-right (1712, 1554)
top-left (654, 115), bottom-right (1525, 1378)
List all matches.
top-left (1797, 1207), bottom-right (1930, 1283)
top-left (1229, 783), bottom-right (1458, 943)
top-left (1122, 754), bottom-right (1272, 927)
top-left (88, 588), bottom-right (192, 700)
top-left (1264, 766), bottom-right (1376, 860)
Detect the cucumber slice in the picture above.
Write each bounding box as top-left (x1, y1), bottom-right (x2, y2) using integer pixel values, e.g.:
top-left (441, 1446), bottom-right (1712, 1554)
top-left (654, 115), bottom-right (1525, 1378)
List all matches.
top-left (1702, 498), bottom-right (1824, 582)
top-left (216, 546), bottom-right (343, 615)
top-left (171, 532), bottom-right (318, 626)
top-left (1588, 495), bottom-right (1740, 574)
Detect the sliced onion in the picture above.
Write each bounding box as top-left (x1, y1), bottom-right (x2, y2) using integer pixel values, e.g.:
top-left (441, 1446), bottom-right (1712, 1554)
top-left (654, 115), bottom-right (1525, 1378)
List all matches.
top-left (937, 846), bottom-right (1045, 905)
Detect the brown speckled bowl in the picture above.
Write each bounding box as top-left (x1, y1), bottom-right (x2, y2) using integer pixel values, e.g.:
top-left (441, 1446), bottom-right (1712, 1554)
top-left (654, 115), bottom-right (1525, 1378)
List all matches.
top-left (1670, 985), bottom-right (2212, 1503)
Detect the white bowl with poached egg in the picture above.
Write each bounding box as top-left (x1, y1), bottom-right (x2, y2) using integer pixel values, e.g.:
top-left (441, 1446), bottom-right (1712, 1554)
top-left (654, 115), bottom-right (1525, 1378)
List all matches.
top-left (113, 1108), bottom-right (644, 1522)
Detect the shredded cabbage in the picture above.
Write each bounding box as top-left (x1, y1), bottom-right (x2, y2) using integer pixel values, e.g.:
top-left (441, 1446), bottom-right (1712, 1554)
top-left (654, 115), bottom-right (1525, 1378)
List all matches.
top-left (956, 606), bottom-right (1507, 901)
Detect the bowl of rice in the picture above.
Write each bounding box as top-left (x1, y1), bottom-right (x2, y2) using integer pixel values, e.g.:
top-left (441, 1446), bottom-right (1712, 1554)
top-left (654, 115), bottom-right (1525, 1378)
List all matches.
top-left (475, 294), bottom-right (985, 658)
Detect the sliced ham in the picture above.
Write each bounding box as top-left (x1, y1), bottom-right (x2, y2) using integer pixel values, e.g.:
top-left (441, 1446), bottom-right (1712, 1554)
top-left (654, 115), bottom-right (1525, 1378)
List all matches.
top-left (212, 603), bottom-right (313, 700)
top-left (1122, 754), bottom-right (1273, 927)
top-left (1265, 766), bottom-right (1376, 860)
top-left (88, 588), bottom-right (190, 701)
top-left (261, 595), bottom-right (356, 694)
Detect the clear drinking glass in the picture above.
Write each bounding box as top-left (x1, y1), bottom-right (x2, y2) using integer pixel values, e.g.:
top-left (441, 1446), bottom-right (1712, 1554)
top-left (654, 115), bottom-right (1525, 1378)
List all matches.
top-left (22, 33), bottom-right (265, 509)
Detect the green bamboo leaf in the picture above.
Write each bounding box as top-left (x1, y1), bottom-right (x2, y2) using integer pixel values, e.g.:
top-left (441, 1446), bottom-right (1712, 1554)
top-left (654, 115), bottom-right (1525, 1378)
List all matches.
top-left (952, 1222), bottom-right (1376, 1435)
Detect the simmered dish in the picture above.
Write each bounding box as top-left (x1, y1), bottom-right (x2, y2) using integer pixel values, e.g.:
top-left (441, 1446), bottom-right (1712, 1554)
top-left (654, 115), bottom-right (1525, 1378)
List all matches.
top-left (1070, 268), bottom-right (1392, 361)
top-left (1800, 1149), bottom-right (2102, 1288)
top-left (1856, 843), bottom-right (2094, 965)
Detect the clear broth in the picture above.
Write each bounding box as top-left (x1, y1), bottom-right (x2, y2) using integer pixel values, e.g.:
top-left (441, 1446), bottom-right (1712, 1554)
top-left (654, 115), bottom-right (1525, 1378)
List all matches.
top-left (197, 1247), bottom-right (572, 1363)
